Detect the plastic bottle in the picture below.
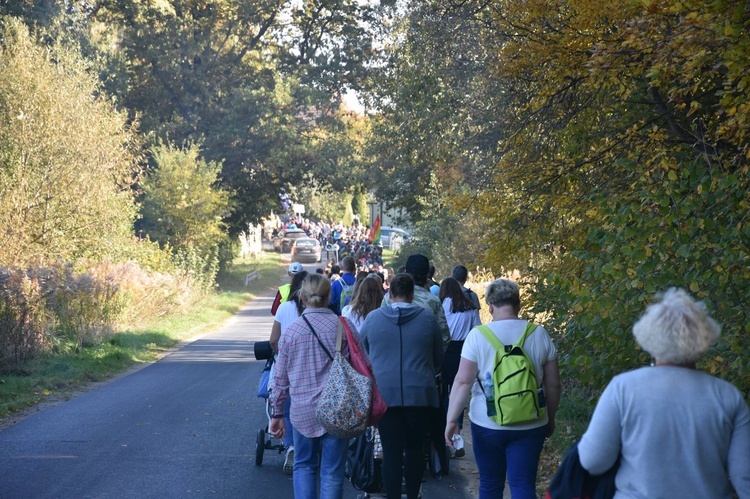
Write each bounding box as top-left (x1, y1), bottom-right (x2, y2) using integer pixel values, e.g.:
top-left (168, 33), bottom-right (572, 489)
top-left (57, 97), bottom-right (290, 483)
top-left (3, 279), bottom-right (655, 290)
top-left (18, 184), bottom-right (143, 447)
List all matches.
top-left (483, 372), bottom-right (497, 417)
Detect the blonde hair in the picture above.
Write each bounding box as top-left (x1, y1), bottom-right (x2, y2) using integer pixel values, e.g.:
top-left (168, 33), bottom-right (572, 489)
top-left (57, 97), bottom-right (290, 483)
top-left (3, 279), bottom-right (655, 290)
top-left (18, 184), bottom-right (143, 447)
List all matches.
top-left (632, 288), bottom-right (721, 364)
top-left (485, 278), bottom-right (520, 312)
top-left (300, 273), bottom-right (331, 308)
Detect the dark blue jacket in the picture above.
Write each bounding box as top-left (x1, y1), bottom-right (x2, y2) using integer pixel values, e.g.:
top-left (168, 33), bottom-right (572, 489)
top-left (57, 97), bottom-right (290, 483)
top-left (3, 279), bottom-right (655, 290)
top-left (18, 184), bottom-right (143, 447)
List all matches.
top-left (546, 441), bottom-right (617, 499)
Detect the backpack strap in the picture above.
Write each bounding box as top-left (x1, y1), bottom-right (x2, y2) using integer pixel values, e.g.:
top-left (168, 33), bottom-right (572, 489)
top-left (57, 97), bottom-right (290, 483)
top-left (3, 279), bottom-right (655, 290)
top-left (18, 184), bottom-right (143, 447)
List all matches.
top-left (302, 315), bottom-right (334, 360)
top-left (476, 324), bottom-right (504, 351)
top-left (475, 324), bottom-right (501, 397)
top-left (475, 322), bottom-right (538, 392)
top-left (515, 321), bottom-right (538, 348)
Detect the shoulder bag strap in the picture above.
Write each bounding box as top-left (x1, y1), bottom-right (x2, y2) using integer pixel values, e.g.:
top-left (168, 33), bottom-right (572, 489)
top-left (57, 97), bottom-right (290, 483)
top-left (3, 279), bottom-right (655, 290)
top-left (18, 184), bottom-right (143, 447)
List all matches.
top-left (335, 318), bottom-right (344, 353)
top-left (301, 315), bottom-right (334, 361)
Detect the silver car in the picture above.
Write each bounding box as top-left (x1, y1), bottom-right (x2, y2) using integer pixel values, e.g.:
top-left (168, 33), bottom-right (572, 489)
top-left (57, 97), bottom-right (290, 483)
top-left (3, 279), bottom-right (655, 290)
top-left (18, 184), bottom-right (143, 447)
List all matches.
top-left (291, 238), bottom-right (322, 263)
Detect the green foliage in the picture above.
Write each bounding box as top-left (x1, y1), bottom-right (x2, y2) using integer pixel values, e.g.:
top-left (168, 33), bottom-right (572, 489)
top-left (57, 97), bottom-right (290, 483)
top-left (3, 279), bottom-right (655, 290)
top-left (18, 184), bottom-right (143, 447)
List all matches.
top-left (352, 189), bottom-right (370, 225)
top-left (293, 179), bottom-right (356, 224)
top-left (0, 18), bottom-right (139, 266)
top-left (366, 0), bottom-right (750, 395)
top-left (139, 142), bottom-right (229, 254)
top-left (87, 0), bottom-right (378, 234)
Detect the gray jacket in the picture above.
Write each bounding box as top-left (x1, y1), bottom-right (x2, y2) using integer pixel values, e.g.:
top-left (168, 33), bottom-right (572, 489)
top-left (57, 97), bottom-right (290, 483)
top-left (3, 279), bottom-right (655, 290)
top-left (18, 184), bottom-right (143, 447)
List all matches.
top-left (359, 304), bottom-right (444, 408)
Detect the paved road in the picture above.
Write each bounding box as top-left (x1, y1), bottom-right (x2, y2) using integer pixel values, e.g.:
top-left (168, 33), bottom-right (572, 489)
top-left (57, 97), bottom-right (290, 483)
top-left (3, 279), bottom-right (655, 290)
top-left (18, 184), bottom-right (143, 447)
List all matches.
top-left (0, 269), bottom-right (477, 498)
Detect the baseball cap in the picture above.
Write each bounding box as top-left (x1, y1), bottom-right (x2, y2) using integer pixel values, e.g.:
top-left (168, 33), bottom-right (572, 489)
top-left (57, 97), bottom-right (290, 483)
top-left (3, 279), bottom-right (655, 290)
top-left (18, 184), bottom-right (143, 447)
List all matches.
top-left (405, 254), bottom-right (430, 277)
top-left (288, 262), bottom-right (303, 274)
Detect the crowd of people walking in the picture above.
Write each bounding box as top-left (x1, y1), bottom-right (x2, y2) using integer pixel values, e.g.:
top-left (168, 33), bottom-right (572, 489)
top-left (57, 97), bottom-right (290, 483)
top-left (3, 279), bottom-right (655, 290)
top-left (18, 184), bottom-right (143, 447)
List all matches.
top-left (261, 218), bottom-right (749, 499)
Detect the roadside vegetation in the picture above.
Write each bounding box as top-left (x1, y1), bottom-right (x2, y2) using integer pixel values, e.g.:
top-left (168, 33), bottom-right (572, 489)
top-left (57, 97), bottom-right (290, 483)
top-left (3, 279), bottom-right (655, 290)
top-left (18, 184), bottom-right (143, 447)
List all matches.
top-left (0, 252), bottom-right (282, 419)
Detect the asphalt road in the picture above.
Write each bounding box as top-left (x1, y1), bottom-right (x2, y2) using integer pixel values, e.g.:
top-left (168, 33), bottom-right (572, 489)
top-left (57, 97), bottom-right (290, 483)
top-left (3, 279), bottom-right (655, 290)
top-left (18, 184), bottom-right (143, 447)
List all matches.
top-left (0, 262), bottom-right (478, 499)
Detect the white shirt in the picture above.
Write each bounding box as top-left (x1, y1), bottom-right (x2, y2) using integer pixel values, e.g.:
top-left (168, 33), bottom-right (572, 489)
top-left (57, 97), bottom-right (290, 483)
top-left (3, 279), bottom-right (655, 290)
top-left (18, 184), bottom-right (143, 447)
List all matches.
top-left (341, 305), bottom-right (365, 332)
top-left (270, 300), bottom-right (303, 391)
top-left (461, 319), bottom-right (557, 430)
top-left (442, 297), bottom-right (481, 341)
top-left (275, 300), bottom-right (301, 338)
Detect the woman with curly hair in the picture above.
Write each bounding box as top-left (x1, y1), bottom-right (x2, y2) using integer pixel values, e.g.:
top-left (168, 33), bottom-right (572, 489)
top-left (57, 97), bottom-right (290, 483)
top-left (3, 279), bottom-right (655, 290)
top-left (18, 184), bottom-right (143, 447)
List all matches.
top-left (578, 288), bottom-right (750, 498)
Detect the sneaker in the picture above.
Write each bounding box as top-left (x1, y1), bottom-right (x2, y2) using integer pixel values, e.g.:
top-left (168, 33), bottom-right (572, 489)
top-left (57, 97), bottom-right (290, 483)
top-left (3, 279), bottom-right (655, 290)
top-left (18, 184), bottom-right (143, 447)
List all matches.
top-left (283, 446), bottom-right (294, 475)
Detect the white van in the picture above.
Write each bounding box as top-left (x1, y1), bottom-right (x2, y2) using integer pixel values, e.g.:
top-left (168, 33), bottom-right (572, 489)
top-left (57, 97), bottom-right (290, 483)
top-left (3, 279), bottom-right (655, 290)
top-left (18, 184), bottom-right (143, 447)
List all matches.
top-left (379, 227), bottom-right (411, 250)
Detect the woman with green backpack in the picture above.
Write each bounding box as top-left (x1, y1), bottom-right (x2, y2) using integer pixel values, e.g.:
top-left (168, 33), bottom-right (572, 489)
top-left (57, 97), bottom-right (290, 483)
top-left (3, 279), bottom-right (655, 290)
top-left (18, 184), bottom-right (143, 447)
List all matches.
top-left (444, 278), bottom-right (562, 499)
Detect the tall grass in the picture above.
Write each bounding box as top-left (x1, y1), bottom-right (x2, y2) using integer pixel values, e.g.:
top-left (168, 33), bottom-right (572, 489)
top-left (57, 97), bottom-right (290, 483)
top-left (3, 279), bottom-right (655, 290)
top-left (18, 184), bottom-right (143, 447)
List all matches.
top-left (0, 251), bottom-right (283, 418)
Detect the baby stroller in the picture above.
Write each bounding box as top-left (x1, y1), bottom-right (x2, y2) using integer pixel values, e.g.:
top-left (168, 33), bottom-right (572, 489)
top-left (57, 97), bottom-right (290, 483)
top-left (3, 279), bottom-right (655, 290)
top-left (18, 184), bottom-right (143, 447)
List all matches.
top-left (253, 340), bottom-right (286, 466)
top-left (428, 372), bottom-right (450, 479)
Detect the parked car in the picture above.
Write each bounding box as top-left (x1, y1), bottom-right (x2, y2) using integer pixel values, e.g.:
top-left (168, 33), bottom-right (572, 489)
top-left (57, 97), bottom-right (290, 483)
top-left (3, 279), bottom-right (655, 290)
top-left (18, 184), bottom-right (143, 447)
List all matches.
top-left (274, 229), bottom-right (308, 253)
top-left (379, 227), bottom-right (411, 250)
top-left (291, 238), bottom-right (322, 263)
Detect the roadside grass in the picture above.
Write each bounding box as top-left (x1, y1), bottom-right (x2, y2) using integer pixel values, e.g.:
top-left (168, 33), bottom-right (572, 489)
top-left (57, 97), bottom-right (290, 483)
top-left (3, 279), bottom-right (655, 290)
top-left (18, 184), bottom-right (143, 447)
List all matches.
top-left (0, 251), bottom-right (283, 419)
top-left (536, 379), bottom-right (599, 495)
top-left (381, 248), bottom-right (399, 270)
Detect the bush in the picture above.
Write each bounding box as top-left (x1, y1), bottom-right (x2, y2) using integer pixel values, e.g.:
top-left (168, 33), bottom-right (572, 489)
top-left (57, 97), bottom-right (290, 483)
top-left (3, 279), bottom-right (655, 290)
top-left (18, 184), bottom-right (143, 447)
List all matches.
top-left (0, 267), bottom-right (50, 370)
top-left (0, 18), bottom-right (139, 267)
top-left (46, 263), bottom-right (124, 350)
top-left (0, 253), bottom-right (212, 370)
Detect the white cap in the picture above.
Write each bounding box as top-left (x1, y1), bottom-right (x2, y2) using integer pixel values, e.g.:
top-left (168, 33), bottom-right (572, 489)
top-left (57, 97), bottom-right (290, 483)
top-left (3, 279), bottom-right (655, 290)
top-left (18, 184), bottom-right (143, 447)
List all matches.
top-left (288, 262), bottom-right (303, 274)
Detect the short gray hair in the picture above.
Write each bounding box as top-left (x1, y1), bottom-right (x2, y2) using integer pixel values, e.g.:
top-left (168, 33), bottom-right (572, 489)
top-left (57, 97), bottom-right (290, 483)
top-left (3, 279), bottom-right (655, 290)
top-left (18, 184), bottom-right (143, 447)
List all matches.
top-left (485, 278), bottom-right (520, 311)
top-left (632, 288), bottom-right (720, 364)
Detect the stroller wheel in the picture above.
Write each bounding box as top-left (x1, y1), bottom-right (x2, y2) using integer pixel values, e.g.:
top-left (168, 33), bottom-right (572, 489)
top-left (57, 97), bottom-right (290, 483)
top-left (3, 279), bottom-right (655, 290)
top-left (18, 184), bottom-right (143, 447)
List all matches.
top-left (255, 428), bottom-right (265, 466)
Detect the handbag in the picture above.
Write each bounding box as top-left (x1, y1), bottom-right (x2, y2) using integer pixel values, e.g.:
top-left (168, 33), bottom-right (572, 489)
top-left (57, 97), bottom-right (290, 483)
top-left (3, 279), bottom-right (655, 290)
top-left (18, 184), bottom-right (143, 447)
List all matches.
top-left (302, 316), bottom-right (372, 439)
top-left (346, 427), bottom-right (383, 493)
top-left (339, 317), bottom-right (388, 426)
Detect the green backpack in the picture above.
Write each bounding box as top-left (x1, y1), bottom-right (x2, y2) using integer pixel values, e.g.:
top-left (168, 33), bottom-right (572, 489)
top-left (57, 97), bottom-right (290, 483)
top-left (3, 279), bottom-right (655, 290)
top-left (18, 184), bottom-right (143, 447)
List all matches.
top-left (339, 277), bottom-right (355, 311)
top-left (476, 322), bottom-right (545, 425)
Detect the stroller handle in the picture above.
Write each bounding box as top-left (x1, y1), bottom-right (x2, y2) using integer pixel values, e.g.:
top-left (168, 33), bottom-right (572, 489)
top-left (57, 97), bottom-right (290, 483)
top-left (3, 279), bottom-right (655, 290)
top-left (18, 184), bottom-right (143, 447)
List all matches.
top-left (254, 341), bottom-right (275, 361)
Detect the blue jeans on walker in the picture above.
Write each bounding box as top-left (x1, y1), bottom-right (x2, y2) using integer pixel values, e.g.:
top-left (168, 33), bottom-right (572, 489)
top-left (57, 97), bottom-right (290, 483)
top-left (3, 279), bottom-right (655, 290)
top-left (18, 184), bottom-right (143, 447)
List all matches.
top-left (471, 422), bottom-right (547, 499)
top-left (292, 427), bottom-right (348, 499)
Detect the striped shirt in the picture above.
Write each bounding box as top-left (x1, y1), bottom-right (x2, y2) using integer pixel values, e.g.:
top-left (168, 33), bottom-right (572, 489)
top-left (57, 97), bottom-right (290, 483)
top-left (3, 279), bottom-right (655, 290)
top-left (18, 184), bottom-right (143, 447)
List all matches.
top-left (270, 307), bottom-right (366, 438)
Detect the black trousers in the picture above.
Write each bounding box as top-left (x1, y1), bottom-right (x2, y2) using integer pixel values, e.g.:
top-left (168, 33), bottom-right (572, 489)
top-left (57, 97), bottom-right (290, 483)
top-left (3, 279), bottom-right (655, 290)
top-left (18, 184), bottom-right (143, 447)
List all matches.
top-left (377, 406), bottom-right (432, 499)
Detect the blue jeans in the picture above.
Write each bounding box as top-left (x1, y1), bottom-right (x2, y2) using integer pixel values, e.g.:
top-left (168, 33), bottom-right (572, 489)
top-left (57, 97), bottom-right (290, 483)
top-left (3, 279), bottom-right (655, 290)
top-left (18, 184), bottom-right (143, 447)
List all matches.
top-left (292, 428), bottom-right (348, 499)
top-left (283, 397), bottom-right (294, 448)
top-left (471, 422), bottom-right (547, 499)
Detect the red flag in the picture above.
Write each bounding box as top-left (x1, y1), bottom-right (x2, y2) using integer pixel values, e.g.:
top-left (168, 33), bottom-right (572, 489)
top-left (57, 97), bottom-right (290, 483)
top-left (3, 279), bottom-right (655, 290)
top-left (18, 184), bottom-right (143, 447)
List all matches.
top-left (368, 215), bottom-right (381, 243)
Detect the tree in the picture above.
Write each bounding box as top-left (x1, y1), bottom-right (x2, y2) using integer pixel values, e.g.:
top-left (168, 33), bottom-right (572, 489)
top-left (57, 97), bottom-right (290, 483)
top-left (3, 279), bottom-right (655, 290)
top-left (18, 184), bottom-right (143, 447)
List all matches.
top-left (364, 0), bottom-right (750, 392)
top-left (88, 0), bottom-right (379, 235)
top-left (0, 18), bottom-right (139, 266)
top-left (139, 142), bottom-right (229, 254)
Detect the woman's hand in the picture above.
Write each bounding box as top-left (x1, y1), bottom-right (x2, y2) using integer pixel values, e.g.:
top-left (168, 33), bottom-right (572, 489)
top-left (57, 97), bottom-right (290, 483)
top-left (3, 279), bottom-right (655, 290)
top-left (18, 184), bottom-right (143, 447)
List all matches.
top-left (444, 421), bottom-right (460, 449)
top-left (269, 417), bottom-right (286, 440)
